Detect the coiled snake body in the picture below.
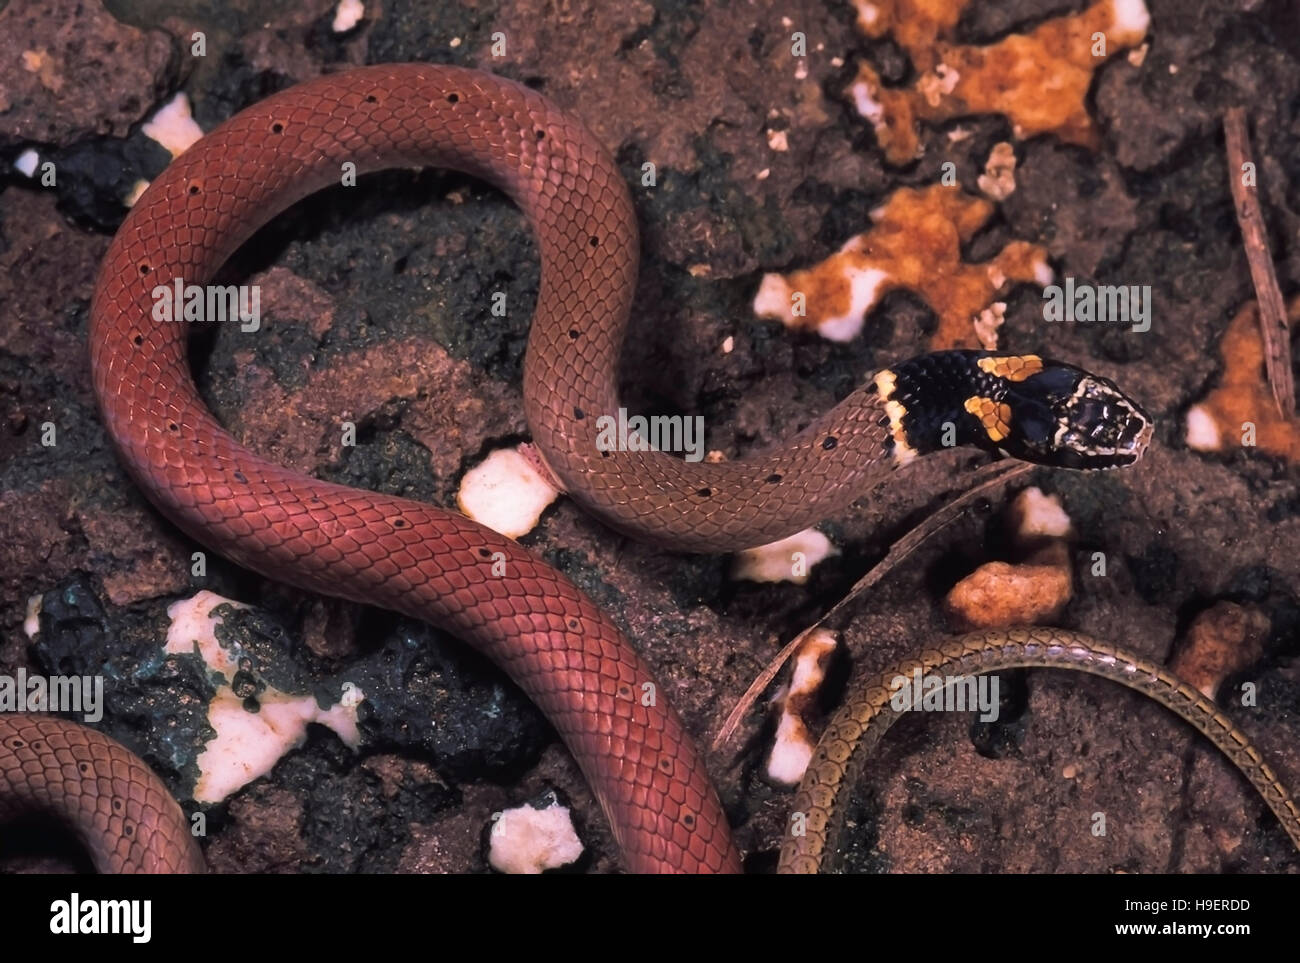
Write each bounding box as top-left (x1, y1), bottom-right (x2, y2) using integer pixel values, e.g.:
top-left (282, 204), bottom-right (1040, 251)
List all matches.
top-left (2, 64), bottom-right (1294, 873)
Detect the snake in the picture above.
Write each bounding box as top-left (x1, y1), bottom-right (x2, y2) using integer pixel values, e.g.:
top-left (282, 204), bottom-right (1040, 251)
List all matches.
top-left (2, 62), bottom-right (1284, 874)
top-left (778, 629), bottom-right (1300, 873)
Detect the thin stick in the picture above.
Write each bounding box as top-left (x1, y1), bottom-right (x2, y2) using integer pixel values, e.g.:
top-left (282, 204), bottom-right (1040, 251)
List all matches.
top-left (1224, 107), bottom-right (1294, 416)
top-left (710, 460), bottom-right (1033, 752)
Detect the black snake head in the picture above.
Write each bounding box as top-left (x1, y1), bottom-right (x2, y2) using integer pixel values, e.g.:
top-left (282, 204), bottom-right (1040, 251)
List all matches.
top-left (878, 352), bottom-right (1153, 471)
top-left (990, 360), bottom-right (1154, 470)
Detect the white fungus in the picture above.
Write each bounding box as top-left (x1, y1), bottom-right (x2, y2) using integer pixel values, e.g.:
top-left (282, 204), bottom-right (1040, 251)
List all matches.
top-left (14, 149), bottom-right (39, 177)
top-left (1185, 404), bottom-right (1221, 451)
top-left (165, 591), bottom-right (363, 804)
top-left (457, 446), bottom-right (560, 538)
top-left (766, 628), bottom-right (839, 785)
top-left (142, 93), bottom-right (204, 157)
top-left (731, 528), bottom-right (839, 585)
top-left (488, 797), bottom-right (584, 874)
top-left (332, 0), bottom-right (365, 33)
top-left (23, 594), bottom-right (42, 637)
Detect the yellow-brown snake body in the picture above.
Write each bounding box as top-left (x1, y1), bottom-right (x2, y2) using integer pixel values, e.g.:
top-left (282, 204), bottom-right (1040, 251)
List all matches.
top-left (779, 628), bottom-right (1300, 872)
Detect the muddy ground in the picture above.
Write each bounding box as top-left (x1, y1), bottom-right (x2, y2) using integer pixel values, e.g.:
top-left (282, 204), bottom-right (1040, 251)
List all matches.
top-left (1, 0), bottom-right (1298, 873)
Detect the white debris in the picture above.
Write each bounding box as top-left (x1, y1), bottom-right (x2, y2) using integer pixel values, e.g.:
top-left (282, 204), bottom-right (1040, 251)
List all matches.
top-left (142, 93), bottom-right (203, 157)
top-left (753, 264), bottom-right (889, 343)
top-left (165, 591), bottom-right (363, 804)
top-left (124, 179), bottom-right (150, 207)
top-left (14, 149), bottom-right (39, 177)
top-left (766, 629), bottom-right (839, 785)
top-left (457, 446), bottom-right (560, 538)
top-left (489, 797), bottom-right (584, 874)
top-left (848, 77), bottom-right (885, 129)
top-left (854, 2), bottom-right (880, 30)
top-left (1113, 0), bottom-right (1152, 34)
top-left (973, 301), bottom-right (1005, 350)
top-left (977, 142), bottom-right (1018, 201)
top-left (732, 528), bottom-right (838, 585)
top-left (193, 688), bottom-right (361, 803)
top-left (1185, 404), bottom-right (1221, 451)
top-left (1007, 487), bottom-right (1073, 542)
top-left (918, 64), bottom-right (960, 108)
top-left (332, 0), bottom-right (364, 32)
top-left (24, 594), bottom-right (42, 637)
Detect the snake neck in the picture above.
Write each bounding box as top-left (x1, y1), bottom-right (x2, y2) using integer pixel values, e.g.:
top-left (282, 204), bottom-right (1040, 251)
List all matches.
top-left (872, 352), bottom-right (1001, 464)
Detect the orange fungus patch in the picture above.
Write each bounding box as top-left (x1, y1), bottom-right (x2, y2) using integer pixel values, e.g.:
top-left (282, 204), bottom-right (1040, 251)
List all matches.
top-left (752, 183), bottom-right (1052, 349)
top-left (1185, 299), bottom-right (1300, 462)
top-left (847, 0), bottom-right (1150, 165)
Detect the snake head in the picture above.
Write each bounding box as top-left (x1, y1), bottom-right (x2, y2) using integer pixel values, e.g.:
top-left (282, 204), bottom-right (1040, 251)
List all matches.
top-left (988, 361), bottom-right (1154, 470)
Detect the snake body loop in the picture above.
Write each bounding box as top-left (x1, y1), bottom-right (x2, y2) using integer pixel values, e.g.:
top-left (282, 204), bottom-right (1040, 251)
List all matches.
top-left (778, 628), bottom-right (1300, 874)
top-left (82, 64), bottom-right (745, 874)
top-left (2, 65), bottom-right (1194, 874)
top-left (0, 715), bottom-right (203, 873)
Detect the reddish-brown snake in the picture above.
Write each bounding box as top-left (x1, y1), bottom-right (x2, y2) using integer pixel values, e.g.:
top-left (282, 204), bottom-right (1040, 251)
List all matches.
top-left (2, 64), bottom-right (1293, 873)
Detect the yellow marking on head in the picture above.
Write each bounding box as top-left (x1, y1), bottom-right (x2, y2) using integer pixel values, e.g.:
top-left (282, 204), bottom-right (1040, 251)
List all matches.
top-left (873, 368), bottom-right (918, 465)
top-left (964, 395), bottom-right (1014, 443)
top-left (976, 355), bottom-right (1044, 382)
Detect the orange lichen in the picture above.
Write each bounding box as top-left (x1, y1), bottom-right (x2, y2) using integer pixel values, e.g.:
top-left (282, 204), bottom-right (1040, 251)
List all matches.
top-left (752, 183), bottom-right (1051, 349)
top-left (977, 141), bottom-right (1018, 201)
top-left (1169, 602), bottom-right (1269, 700)
top-left (847, 0), bottom-right (1150, 165)
top-left (944, 488), bottom-right (1074, 630)
top-left (945, 559), bottom-right (1072, 628)
top-left (850, 0), bottom-right (969, 72)
top-left (1185, 299), bottom-right (1300, 462)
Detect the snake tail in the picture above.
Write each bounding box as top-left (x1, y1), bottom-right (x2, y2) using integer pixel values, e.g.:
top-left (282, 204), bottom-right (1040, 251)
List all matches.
top-left (778, 628), bottom-right (1300, 873)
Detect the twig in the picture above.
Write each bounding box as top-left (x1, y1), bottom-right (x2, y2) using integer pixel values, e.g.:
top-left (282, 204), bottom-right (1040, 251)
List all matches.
top-left (1223, 107), bottom-right (1294, 416)
top-left (710, 460), bottom-right (1033, 752)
